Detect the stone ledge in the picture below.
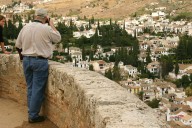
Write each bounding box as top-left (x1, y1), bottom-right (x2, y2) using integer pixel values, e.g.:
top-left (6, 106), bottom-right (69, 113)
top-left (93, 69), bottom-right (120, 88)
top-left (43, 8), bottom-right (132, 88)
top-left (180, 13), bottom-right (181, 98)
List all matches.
top-left (0, 54), bottom-right (168, 128)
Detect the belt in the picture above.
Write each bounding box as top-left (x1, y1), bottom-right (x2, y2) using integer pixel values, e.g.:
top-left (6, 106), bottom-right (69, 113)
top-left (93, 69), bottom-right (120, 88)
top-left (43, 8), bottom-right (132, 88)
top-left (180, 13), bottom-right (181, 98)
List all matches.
top-left (23, 56), bottom-right (48, 59)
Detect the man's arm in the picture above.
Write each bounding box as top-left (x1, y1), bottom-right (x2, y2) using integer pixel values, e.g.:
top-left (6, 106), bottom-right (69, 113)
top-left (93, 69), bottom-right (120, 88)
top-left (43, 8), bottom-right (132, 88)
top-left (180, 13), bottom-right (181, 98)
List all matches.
top-left (1, 42), bottom-right (10, 54)
top-left (49, 18), bottom-right (58, 32)
top-left (48, 18), bottom-right (61, 43)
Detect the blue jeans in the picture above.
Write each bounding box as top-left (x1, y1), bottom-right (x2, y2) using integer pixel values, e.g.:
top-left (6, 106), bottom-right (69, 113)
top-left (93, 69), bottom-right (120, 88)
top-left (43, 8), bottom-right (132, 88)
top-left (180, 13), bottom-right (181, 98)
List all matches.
top-left (23, 56), bottom-right (48, 119)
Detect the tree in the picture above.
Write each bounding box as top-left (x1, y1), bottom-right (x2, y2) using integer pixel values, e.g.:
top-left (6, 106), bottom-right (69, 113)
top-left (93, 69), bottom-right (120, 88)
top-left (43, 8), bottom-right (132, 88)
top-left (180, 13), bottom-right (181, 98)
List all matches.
top-left (91, 28), bottom-right (99, 53)
top-left (88, 20), bottom-right (92, 29)
top-left (90, 16), bottom-right (94, 24)
top-left (105, 68), bottom-right (113, 80)
top-left (74, 57), bottom-right (77, 67)
top-left (79, 25), bottom-right (84, 31)
top-left (176, 35), bottom-right (192, 60)
top-left (110, 18), bottom-right (112, 27)
top-left (7, 19), bottom-right (16, 39)
top-left (146, 53), bottom-right (152, 64)
top-left (3, 21), bottom-right (8, 38)
top-left (138, 91), bottom-right (144, 101)
top-left (16, 21), bottom-right (23, 37)
top-left (89, 51), bottom-right (94, 61)
top-left (181, 75), bottom-right (190, 88)
top-left (186, 85), bottom-right (192, 96)
top-left (146, 48), bottom-right (152, 64)
top-left (146, 99), bottom-right (160, 108)
top-left (113, 65), bottom-right (121, 82)
top-left (109, 55), bottom-right (115, 62)
top-left (160, 55), bottom-right (174, 79)
top-left (190, 74), bottom-right (192, 81)
top-left (89, 64), bottom-right (94, 71)
top-left (175, 62), bottom-right (179, 77)
top-left (82, 45), bottom-right (86, 61)
top-left (97, 20), bottom-right (100, 28)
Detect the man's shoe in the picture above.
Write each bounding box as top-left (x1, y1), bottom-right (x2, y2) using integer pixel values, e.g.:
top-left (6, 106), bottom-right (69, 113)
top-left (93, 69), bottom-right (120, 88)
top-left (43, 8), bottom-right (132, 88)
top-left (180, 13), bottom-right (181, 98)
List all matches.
top-left (28, 116), bottom-right (45, 123)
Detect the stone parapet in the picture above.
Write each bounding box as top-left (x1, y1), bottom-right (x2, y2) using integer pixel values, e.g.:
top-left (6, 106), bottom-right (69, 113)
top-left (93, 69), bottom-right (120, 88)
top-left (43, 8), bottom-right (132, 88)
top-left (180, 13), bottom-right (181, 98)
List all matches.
top-left (0, 54), bottom-right (169, 128)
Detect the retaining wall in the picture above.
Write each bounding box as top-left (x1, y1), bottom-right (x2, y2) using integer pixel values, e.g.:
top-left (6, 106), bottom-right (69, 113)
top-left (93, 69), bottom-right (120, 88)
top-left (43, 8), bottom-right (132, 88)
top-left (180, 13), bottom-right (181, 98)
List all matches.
top-left (0, 54), bottom-right (168, 128)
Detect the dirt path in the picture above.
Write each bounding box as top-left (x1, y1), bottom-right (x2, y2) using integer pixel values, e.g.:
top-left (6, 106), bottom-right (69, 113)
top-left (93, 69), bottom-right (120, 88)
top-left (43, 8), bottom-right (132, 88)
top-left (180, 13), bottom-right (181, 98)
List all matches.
top-left (0, 97), bottom-right (58, 128)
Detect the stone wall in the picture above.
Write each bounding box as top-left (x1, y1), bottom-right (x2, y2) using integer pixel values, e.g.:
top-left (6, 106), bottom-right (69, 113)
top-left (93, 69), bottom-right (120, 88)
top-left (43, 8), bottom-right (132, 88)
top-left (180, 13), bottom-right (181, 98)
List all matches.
top-left (0, 54), bottom-right (169, 128)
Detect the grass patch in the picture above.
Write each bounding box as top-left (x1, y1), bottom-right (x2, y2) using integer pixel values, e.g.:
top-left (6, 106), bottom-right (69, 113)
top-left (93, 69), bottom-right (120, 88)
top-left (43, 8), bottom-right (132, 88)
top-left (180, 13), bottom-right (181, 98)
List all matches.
top-left (67, 9), bottom-right (81, 16)
top-left (171, 12), bottom-right (192, 21)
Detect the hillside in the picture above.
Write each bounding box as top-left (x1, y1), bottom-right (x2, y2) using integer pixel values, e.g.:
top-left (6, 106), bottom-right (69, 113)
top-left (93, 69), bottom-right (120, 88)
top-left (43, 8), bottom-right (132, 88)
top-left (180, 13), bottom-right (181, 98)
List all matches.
top-left (35, 0), bottom-right (158, 19)
top-left (0, 0), bottom-right (191, 20)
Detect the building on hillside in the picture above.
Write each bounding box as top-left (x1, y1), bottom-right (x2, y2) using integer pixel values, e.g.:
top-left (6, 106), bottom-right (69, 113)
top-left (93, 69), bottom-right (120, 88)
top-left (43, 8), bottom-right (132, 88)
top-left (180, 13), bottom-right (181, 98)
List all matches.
top-left (90, 60), bottom-right (107, 74)
top-left (66, 47), bottom-right (81, 55)
top-left (76, 61), bottom-right (89, 69)
top-left (146, 61), bottom-right (160, 74)
top-left (73, 29), bottom-right (95, 39)
top-left (124, 65), bottom-right (138, 77)
top-left (141, 83), bottom-right (155, 101)
top-left (184, 96), bottom-right (192, 109)
top-left (3, 12), bottom-right (14, 21)
top-left (169, 64), bottom-right (192, 79)
top-left (71, 51), bottom-right (82, 64)
top-left (120, 79), bottom-right (141, 94)
top-left (138, 52), bottom-right (147, 63)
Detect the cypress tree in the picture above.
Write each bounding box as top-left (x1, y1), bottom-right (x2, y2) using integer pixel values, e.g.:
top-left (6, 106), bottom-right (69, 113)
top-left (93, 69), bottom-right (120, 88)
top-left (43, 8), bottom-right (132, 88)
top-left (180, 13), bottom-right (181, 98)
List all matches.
top-left (82, 45), bottom-right (86, 61)
top-left (89, 64), bottom-right (94, 71)
top-left (113, 65), bottom-right (121, 82)
top-left (3, 21), bottom-right (8, 38)
top-left (97, 20), bottom-right (100, 30)
top-left (105, 68), bottom-right (113, 80)
top-left (123, 20), bottom-right (125, 30)
top-left (16, 21), bottom-right (23, 37)
top-left (90, 16), bottom-right (94, 24)
top-left (175, 62), bottom-right (179, 77)
top-left (88, 20), bottom-right (92, 29)
top-left (80, 25), bottom-right (84, 31)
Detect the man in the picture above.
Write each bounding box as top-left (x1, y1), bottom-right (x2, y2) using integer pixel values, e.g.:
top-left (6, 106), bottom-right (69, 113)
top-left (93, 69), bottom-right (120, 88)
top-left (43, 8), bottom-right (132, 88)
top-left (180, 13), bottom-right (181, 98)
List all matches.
top-left (15, 8), bottom-right (61, 123)
top-left (0, 15), bottom-right (11, 54)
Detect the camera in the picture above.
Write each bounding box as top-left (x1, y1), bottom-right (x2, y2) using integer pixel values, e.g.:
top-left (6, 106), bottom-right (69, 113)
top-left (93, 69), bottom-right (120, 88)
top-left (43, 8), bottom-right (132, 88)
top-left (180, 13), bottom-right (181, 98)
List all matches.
top-left (45, 18), bottom-right (50, 25)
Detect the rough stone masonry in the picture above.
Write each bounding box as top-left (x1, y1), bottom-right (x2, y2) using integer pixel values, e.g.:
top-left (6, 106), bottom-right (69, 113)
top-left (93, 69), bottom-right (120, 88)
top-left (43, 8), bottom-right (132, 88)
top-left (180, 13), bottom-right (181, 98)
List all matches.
top-left (0, 54), bottom-right (169, 128)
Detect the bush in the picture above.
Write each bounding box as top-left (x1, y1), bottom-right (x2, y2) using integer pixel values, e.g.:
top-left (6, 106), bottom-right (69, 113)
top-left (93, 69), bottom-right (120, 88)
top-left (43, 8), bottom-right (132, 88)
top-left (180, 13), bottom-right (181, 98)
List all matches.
top-left (145, 99), bottom-right (160, 108)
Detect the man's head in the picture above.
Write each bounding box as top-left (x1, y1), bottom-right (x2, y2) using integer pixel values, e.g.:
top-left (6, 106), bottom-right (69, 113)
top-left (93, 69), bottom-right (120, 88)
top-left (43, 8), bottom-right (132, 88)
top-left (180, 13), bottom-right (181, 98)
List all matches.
top-left (34, 8), bottom-right (48, 23)
top-left (0, 15), bottom-right (6, 27)
top-left (35, 8), bottom-right (48, 18)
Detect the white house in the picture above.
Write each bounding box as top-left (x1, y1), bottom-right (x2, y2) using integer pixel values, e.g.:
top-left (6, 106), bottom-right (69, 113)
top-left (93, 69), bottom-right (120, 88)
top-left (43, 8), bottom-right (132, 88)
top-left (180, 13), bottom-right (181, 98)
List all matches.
top-left (124, 65), bottom-right (138, 77)
top-left (123, 79), bottom-right (141, 94)
top-left (180, 115), bottom-right (192, 125)
top-left (185, 96), bottom-right (192, 109)
top-left (189, 28), bottom-right (192, 36)
top-left (175, 89), bottom-right (186, 99)
top-left (91, 60), bottom-right (107, 73)
top-left (166, 108), bottom-right (187, 122)
top-left (71, 51), bottom-right (82, 66)
top-left (138, 52), bottom-right (147, 62)
top-left (73, 29), bottom-right (96, 39)
top-left (146, 61), bottom-right (160, 74)
top-left (67, 47), bottom-right (81, 55)
top-left (76, 61), bottom-right (89, 69)
top-left (139, 41), bottom-right (149, 51)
